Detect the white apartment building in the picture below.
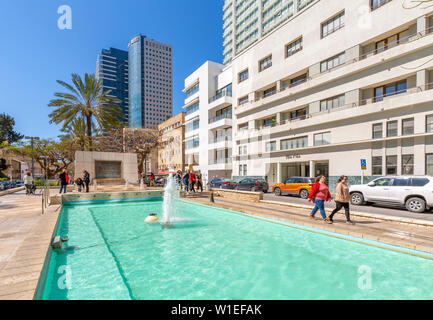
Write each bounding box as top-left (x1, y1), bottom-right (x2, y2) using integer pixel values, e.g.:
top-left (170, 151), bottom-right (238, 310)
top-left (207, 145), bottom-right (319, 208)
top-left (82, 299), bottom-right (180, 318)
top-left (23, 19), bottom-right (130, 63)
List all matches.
top-left (227, 0), bottom-right (433, 190)
top-left (183, 61), bottom-right (233, 183)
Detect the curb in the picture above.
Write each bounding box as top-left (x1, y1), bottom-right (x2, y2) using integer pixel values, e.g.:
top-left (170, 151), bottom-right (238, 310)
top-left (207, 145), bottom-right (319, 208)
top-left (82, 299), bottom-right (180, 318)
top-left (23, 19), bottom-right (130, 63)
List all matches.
top-left (0, 187), bottom-right (25, 197)
top-left (260, 200), bottom-right (433, 228)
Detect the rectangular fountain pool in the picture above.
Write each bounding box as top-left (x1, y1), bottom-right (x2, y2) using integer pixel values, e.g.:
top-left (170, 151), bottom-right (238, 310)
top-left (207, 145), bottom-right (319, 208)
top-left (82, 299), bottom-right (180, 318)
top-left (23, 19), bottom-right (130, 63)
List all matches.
top-left (39, 199), bottom-right (433, 300)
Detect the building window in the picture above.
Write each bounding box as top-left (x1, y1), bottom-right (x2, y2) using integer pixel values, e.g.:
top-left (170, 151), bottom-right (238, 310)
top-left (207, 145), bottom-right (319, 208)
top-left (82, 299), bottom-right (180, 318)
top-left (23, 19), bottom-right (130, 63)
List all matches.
top-left (185, 83), bottom-right (199, 98)
top-left (321, 11), bottom-right (345, 38)
top-left (374, 80), bottom-right (407, 102)
top-left (289, 108), bottom-right (307, 121)
top-left (402, 118), bottom-right (414, 135)
top-left (290, 73), bottom-right (307, 87)
top-left (386, 155), bottom-right (397, 175)
top-left (371, 0), bottom-right (393, 11)
top-left (238, 123), bottom-right (249, 132)
top-left (266, 141), bottom-right (277, 152)
top-left (239, 145), bottom-right (247, 156)
top-left (263, 86), bottom-right (277, 98)
top-left (402, 155), bottom-right (414, 175)
top-left (263, 117), bottom-right (277, 127)
top-left (320, 95), bottom-right (345, 111)
top-left (427, 154), bottom-right (433, 175)
top-left (281, 136), bottom-right (308, 150)
top-left (373, 123), bottom-right (383, 139)
top-left (259, 55), bottom-right (272, 72)
top-left (286, 37), bottom-right (303, 58)
top-left (238, 69), bottom-right (249, 83)
top-left (239, 164), bottom-right (248, 176)
top-left (238, 96), bottom-right (249, 106)
top-left (320, 52), bottom-right (345, 73)
top-left (314, 132), bottom-right (331, 146)
top-left (387, 121), bottom-right (398, 137)
top-left (376, 29), bottom-right (409, 54)
top-left (426, 115), bottom-right (433, 132)
top-left (372, 156), bottom-right (383, 175)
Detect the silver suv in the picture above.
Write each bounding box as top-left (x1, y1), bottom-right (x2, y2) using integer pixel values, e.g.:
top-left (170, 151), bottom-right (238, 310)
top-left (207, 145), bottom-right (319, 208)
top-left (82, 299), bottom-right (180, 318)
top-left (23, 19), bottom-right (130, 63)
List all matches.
top-left (349, 176), bottom-right (433, 213)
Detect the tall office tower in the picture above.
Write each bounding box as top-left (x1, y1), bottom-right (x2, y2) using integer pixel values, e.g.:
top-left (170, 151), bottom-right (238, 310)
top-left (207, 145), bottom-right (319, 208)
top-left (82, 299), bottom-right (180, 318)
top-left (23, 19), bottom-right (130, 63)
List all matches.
top-left (128, 34), bottom-right (173, 129)
top-left (96, 48), bottom-right (129, 123)
top-left (222, 0), bottom-right (315, 65)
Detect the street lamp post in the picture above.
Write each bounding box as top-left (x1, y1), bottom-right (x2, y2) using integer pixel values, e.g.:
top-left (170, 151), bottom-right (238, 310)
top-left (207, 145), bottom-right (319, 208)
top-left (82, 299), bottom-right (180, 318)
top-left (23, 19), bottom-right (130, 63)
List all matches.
top-left (24, 136), bottom-right (40, 178)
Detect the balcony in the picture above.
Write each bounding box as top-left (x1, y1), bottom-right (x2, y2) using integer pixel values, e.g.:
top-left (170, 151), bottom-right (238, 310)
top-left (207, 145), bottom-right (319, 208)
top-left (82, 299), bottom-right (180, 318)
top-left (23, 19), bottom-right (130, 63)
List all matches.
top-left (209, 112), bottom-right (233, 130)
top-left (236, 83), bottom-right (433, 139)
top-left (208, 136), bottom-right (232, 150)
top-left (208, 158), bottom-right (233, 171)
top-left (235, 26), bottom-right (433, 116)
top-left (208, 91), bottom-right (232, 111)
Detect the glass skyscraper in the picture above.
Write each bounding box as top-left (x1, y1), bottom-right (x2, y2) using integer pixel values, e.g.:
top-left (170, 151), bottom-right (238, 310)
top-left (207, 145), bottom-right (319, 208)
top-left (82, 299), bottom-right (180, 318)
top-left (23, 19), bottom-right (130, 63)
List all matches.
top-left (96, 47), bottom-right (129, 123)
top-left (128, 34), bottom-right (173, 129)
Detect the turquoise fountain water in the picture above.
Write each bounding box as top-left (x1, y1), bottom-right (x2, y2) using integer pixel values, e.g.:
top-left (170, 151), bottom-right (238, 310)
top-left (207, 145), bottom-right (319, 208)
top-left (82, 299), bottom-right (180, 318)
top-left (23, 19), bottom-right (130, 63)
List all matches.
top-left (40, 199), bottom-right (433, 300)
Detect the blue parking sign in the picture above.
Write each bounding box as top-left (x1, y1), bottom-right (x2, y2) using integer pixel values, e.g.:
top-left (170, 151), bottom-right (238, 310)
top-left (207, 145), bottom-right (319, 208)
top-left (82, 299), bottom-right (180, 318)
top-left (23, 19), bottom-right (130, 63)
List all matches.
top-left (361, 159), bottom-right (367, 170)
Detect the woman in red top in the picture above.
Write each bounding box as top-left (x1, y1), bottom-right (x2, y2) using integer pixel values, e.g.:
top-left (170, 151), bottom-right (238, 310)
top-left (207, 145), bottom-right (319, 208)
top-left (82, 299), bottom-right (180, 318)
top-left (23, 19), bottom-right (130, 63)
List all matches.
top-left (308, 175), bottom-right (332, 224)
top-left (189, 171), bottom-right (196, 193)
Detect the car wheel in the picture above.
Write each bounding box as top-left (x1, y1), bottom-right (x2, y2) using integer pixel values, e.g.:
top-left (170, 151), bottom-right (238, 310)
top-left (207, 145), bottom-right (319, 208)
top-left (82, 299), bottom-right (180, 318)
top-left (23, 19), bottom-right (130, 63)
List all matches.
top-left (299, 189), bottom-right (309, 199)
top-left (406, 197), bottom-right (426, 213)
top-left (274, 188), bottom-right (282, 196)
top-left (350, 192), bottom-right (365, 206)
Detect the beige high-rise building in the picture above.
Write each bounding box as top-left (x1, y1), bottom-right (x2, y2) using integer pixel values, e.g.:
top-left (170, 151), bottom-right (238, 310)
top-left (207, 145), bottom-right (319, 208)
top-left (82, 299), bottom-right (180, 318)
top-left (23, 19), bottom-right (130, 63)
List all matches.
top-left (157, 112), bottom-right (185, 173)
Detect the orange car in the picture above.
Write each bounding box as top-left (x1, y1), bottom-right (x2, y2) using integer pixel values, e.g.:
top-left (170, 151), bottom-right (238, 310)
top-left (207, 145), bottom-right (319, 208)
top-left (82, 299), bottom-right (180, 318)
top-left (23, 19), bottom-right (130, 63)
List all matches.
top-left (272, 177), bottom-right (314, 199)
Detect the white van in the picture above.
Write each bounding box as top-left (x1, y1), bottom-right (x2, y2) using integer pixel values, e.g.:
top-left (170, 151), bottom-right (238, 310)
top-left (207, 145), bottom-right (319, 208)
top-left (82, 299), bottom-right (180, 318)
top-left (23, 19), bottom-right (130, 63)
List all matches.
top-left (349, 176), bottom-right (433, 213)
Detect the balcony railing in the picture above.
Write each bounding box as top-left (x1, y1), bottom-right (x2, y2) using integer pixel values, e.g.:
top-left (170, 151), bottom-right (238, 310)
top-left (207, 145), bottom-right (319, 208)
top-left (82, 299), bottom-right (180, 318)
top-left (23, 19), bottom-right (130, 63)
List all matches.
top-left (209, 136), bottom-right (232, 144)
top-left (209, 158), bottom-right (232, 165)
top-left (209, 90), bottom-right (232, 103)
top-left (251, 83), bottom-right (433, 132)
top-left (237, 26), bottom-right (433, 110)
top-left (209, 112), bottom-right (233, 124)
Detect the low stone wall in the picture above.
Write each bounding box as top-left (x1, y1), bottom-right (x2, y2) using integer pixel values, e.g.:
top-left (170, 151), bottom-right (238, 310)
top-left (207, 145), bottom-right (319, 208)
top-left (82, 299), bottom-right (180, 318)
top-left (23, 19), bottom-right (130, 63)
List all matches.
top-left (212, 189), bottom-right (263, 202)
top-left (0, 186), bottom-right (25, 196)
top-left (52, 190), bottom-right (164, 205)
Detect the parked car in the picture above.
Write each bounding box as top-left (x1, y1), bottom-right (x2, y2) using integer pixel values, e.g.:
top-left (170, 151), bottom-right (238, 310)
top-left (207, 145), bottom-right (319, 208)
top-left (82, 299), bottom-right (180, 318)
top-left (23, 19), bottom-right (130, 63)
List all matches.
top-left (209, 178), bottom-right (236, 189)
top-left (8, 181), bottom-right (17, 188)
top-left (272, 177), bottom-right (314, 199)
top-left (0, 181), bottom-right (9, 191)
top-left (234, 178), bottom-right (269, 192)
top-left (15, 181), bottom-right (24, 187)
top-left (349, 176), bottom-right (433, 213)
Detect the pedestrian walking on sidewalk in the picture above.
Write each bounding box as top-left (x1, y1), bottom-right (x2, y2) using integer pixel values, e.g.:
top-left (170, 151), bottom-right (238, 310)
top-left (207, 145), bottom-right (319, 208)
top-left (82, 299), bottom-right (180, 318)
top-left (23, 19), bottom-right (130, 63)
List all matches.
top-left (24, 172), bottom-right (34, 195)
top-left (196, 170), bottom-right (203, 192)
top-left (329, 176), bottom-right (355, 225)
top-left (308, 175), bottom-right (333, 224)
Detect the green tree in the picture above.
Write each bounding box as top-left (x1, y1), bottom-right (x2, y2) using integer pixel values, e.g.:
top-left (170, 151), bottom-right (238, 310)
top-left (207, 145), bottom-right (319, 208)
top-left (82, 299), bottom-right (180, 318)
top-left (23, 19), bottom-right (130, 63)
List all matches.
top-left (48, 73), bottom-right (124, 150)
top-left (0, 113), bottom-right (23, 144)
top-left (9, 138), bottom-right (77, 179)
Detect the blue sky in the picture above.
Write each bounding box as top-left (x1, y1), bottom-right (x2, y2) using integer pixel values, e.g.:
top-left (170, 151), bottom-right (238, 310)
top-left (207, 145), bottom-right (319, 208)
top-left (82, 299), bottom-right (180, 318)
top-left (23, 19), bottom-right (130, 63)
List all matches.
top-left (0, 0), bottom-right (224, 139)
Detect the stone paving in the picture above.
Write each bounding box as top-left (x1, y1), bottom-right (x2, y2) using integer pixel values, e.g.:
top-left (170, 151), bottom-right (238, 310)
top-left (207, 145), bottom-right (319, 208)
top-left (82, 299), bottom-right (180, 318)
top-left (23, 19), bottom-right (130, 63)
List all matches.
top-left (0, 191), bottom-right (59, 300)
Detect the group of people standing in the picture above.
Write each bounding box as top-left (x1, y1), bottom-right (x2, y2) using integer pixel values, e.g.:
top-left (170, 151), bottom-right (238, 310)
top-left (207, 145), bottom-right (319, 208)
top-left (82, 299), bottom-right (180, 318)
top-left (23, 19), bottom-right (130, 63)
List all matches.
top-left (308, 175), bottom-right (355, 225)
top-left (175, 170), bottom-right (203, 193)
top-left (59, 169), bottom-right (90, 194)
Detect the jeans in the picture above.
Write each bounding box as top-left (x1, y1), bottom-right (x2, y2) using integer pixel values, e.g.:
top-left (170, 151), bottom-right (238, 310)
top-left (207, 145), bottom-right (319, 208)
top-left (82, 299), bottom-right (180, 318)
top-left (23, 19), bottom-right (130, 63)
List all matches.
top-left (329, 201), bottom-right (351, 221)
top-left (196, 181), bottom-right (203, 192)
top-left (85, 181), bottom-right (90, 193)
top-left (311, 199), bottom-right (327, 219)
top-left (183, 181), bottom-right (189, 191)
top-left (25, 184), bottom-right (32, 195)
top-left (59, 184), bottom-right (67, 194)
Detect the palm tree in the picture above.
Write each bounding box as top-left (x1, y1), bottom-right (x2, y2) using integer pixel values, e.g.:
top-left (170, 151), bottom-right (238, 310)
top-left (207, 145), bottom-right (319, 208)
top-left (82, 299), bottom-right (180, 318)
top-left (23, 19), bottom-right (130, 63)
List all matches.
top-left (48, 73), bottom-right (124, 150)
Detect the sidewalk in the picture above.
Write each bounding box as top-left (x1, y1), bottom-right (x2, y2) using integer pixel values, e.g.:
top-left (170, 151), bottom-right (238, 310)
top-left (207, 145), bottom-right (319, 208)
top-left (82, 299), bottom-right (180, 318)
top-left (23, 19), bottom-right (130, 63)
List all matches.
top-left (0, 191), bottom-right (59, 300)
